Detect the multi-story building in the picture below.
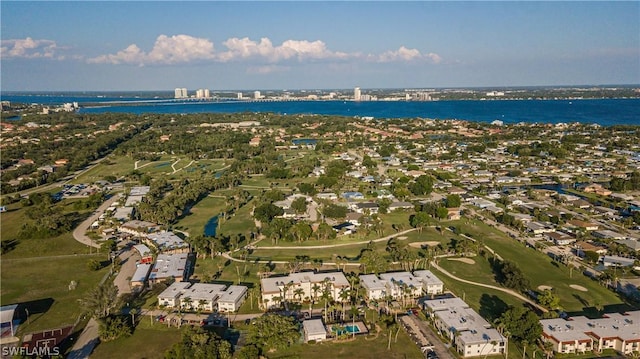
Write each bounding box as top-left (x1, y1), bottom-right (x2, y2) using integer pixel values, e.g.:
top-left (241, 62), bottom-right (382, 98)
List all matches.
top-left (195, 89), bottom-right (210, 98)
top-left (260, 271), bottom-right (350, 309)
top-left (174, 88), bottom-right (188, 99)
top-left (540, 311), bottom-right (640, 355)
top-left (354, 87), bottom-right (361, 101)
top-left (360, 270), bottom-right (444, 301)
top-left (158, 282), bottom-right (248, 312)
top-left (424, 297), bottom-right (507, 358)
top-left (148, 253), bottom-right (190, 284)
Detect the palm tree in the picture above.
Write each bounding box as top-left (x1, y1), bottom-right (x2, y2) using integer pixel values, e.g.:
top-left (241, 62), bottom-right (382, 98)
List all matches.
top-left (311, 283), bottom-right (321, 303)
top-left (294, 287), bottom-right (305, 304)
top-left (198, 299), bottom-right (207, 313)
top-left (182, 296), bottom-right (193, 311)
top-left (262, 298), bottom-right (270, 312)
top-left (339, 288), bottom-right (350, 321)
top-left (321, 282), bottom-right (332, 323)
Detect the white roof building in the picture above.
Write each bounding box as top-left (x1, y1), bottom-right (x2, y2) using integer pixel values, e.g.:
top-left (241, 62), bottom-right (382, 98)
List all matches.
top-left (260, 271), bottom-right (350, 310)
top-left (540, 311), bottom-right (640, 355)
top-left (157, 282), bottom-right (248, 312)
top-left (424, 297), bottom-right (507, 358)
top-left (146, 231), bottom-right (188, 252)
top-left (413, 270), bottom-right (445, 295)
top-left (148, 253), bottom-right (190, 283)
top-left (303, 319), bottom-right (327, 342)
top-left (130, 263), bottom-right (152, 288)
top-left (360, 274), bottom-right (387, 300)
top-left (378, 272), bottom-right (423, 298)
top-left (217, 285), bottom-right (248, 312)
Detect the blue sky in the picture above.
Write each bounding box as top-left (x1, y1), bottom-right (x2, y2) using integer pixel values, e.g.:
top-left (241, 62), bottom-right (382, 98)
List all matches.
top-left (1, 1), bottom-right (638, 91)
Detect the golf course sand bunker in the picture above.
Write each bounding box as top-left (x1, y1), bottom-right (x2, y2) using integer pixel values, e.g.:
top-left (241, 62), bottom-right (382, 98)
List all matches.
top-left (569, 284), bottom-right (588, 292)
top-left (447, 257), bottom-right (476, 264)
top-left (537, 285), bottom-right (553, 291)
top-left (408, 241), bottom-right (440, 248)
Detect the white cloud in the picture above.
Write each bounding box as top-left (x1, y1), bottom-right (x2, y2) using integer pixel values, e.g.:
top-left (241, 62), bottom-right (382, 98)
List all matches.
top-left (88, 34), bottom-right (215, 65)
top-left (376, 46), bottom-right (442, 63)
top-left (1, 37), bottom-right (59, 59)
top-left (87, 35), bottom-right (442, 66)
top-left (218, 37), bottom-right (350, 62)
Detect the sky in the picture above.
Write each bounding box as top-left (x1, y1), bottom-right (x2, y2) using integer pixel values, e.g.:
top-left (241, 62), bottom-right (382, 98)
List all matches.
top-left (1, 1), bottom-right (639, 91)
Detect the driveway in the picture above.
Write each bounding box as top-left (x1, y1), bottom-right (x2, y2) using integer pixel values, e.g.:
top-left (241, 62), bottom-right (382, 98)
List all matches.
top-left (72, 193), bottom-right (122, 248)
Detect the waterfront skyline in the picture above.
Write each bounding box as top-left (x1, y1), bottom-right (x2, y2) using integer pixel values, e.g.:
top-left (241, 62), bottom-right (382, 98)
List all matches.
top-left (1, 1), bottom-right (639, 91)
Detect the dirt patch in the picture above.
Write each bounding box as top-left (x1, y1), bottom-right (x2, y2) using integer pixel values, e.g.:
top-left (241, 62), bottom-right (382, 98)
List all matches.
top-left (447, 257), bottom-right (476, 264)
top-left (537, 285), bottom-right (553, 291)
top-left (397, 236), bottom-right (408, 240)
top-left (408, 241), bottom-right (440, 248)
top-left (569, 284), bottom-right (588, 292)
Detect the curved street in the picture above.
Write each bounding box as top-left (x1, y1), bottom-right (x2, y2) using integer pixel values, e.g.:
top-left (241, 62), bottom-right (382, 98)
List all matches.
top-left (429, 261), bottom-right (548, 313)
top-left (72, 193), bottom-right (122, 248)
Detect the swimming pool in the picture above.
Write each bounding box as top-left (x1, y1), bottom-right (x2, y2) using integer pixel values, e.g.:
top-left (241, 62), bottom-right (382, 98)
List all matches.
top-left (332, 324), bottom-right (360, 335)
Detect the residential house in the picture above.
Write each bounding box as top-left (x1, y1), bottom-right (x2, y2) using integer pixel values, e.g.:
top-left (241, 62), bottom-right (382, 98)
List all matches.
top-left (388, 202), bottom-right (414, 211)
top-left (546, 231), bottom-right (576, 246)
top-left (567, 220), bottom-right (599, 231)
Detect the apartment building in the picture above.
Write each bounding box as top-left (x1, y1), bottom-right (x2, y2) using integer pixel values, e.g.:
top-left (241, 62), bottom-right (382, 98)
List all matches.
top-left (260, 271), bottom-right (350, 309)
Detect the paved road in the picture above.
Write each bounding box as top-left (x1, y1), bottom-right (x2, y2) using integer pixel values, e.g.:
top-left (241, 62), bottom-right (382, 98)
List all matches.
top-left (66, 246), bottom-right (140, 359)
top-left (430, 261), bottom-right (548, 313)
top-left (72, 193), bottom-right (122, 248)
top-left (113, 246), bottom-right (140, 296)
top-left (66, 318), bottom-right (99, 359)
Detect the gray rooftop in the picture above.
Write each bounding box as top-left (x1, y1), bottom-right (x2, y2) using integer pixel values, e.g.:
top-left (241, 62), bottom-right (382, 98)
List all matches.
top-left (149, 253), bottom-right (189, 281)
top-left (303, 319), bottom-right (327, 336)
top-left (218, 285), bottom-right (248, 303)
top-left (359, 274), bottom-right (386, 291)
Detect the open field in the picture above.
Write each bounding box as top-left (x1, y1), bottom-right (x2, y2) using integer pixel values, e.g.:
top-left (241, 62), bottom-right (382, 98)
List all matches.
top-left (1, 201), bottom-right (101, 259)
top-left (0, 255), bottom-right (109, 333)
top-left (89, 320), bottom-right (181, 359)
top-left (440, 219), bottom-right (632, 316)
top-left (70, 155), bottom-right (136, 183)
top-left (71, 156), bottom-right (229, 184)
top-left (174, 196), bottom-right (226, 236)
top-left (265, 324), bottom-right (424, 359)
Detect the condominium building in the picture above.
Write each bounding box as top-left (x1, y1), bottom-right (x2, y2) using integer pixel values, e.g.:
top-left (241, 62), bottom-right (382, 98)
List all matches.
top-left (174, 88), bottom-right (188, 99)
top-left (195, 89), bottom-right (210, 98)
top-left (360, 270), bottom-right (444, 301)
top-left (354, 87), bottom-right (361, 101)
top-left (148, 253), bottom-right (190, 284)
top-left (260, 271), bottom-right (350, 309)
top-left (424, 297), bottom-right (507, 358)
top-left (158, 282), bottom-right (248, 312)
top-left (540, 311), bottom-right (640, 355)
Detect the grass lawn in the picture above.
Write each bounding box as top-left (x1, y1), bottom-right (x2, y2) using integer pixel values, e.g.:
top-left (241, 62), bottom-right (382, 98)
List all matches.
top-left (1, 255), bottom-right (109, 333)
top-left (440, 219), bottom-right (633, 316)
top-left (174, 196), bottom-right (226, 236)
top-left (1, 201), bottom-right (103, 258)
top-left (90, 320), bottom-right (181, 359)
top-left (266, 325), bottom-right (423, 359)
top-left (71, 155), bottom-right (136, 183)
